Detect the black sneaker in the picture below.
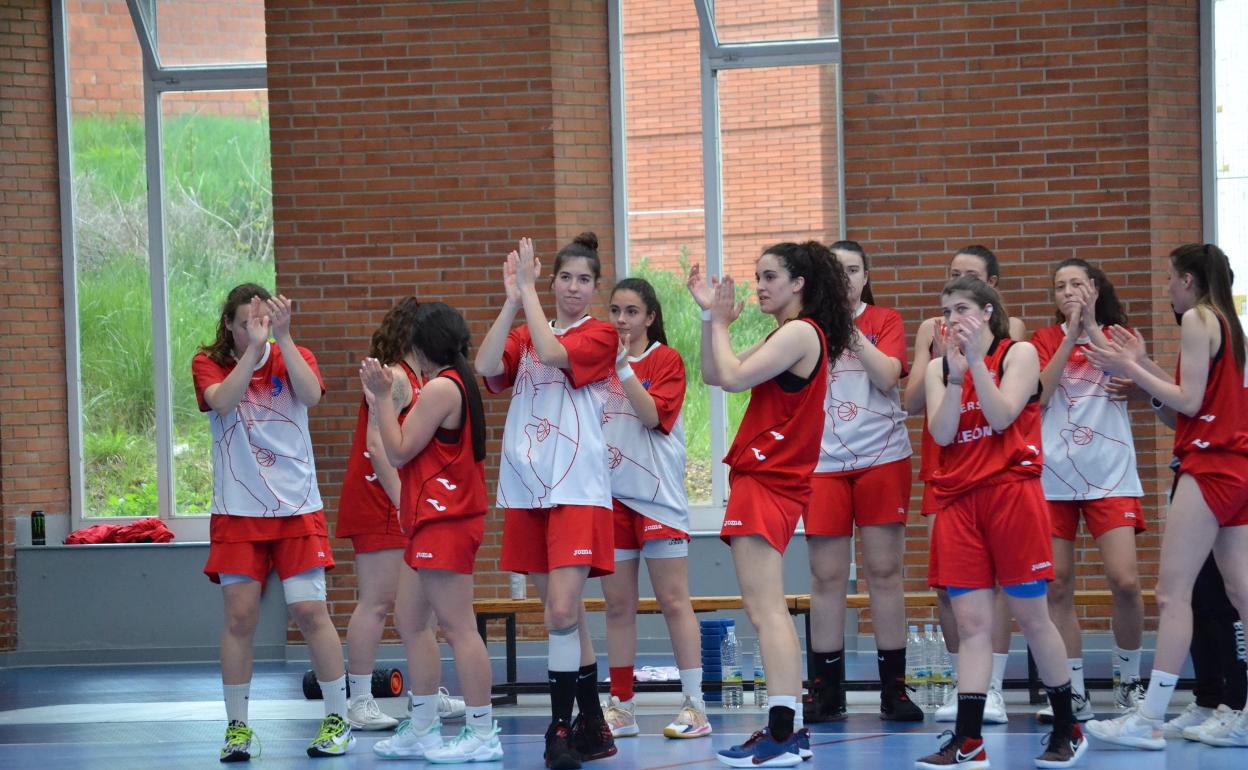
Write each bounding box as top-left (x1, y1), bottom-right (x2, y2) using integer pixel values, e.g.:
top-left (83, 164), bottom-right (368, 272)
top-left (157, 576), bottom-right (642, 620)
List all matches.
top-left (880, 680), bottom-right (924, 722)
top-left (802, 678), bottom-right (848, 723)
top-left (569, 713), bottom-right (618, 761)
top-left (544, 720), bottom-right (581, 769)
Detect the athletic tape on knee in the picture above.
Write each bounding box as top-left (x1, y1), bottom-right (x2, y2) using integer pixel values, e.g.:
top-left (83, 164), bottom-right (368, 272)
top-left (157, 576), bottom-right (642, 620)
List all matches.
top-left (548, 623), bottom-right (581, 672)
top-left (281, 567), bottom-right (327, 604)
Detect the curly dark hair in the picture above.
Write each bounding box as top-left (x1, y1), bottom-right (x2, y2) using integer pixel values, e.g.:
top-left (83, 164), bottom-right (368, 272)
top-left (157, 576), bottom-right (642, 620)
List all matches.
top-left (1051, 258), bottom-right (1127, 328)
top-left (369, 297), bottom-right (421, 365)
top-left (762, 241), bottom-right (855, 363)
top-left (199, 283), bottom-right (272, 366)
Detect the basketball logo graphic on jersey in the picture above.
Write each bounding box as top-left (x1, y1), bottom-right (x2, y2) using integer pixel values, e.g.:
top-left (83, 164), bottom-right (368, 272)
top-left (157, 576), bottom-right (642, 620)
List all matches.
top-left (427, 498), bottom-right (446, 511)
top-left (436, 478), bottom-right (457, 490)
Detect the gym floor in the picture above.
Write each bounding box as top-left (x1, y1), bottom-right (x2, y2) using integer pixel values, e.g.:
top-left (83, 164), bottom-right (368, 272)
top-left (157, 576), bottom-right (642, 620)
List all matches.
top-left (0, 653), bottom-right (1236, 769)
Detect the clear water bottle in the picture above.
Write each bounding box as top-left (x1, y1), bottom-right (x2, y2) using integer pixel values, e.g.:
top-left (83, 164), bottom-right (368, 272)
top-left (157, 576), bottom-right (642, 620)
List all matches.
top-left (905, 625), bottom-right (924, 704)
top-left (934, 627), bottom-right (954, 708)
top-left (752, 639), bottom-right (768, 709)
top-left (721, 628), bottom-right (743, 708)
top-left (921, 624), bottom-right (939, 708)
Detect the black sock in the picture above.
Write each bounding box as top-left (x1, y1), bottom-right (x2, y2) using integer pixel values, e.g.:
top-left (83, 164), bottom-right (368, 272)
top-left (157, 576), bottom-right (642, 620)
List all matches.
top-left (576, 663), bottom-right (603, 720)
top-left (549, 670), bottom-right (578, 725)
top-left (955, 693), bottom-right (987, 740)
top-left (877, 647), bottom-right (906, 688)
top-left (767, 704), bottom-right (795, 742)
top-left (1046, 681), bottom-right (1074, 735)
top-left (813, 648), bottom-right (844, 689)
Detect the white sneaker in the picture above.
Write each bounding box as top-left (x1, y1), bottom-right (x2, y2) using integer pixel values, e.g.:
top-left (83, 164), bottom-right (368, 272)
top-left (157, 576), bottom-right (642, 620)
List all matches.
top-left (373, 718), bottom-right (444, 759)
top-left (984, 688), bottom-right (1008, 724)
top-left (603, 695), bottom-right (639, 738)
top-left (934, 686), bottom-right (958, 722)
top-left (437, 687), bottom-right (466, 721)
top-left (664, 695), bottom-right (713, 739)
top-left (1196, 707), bottom-right (1248, 747)
top-left (1085, 708), bottom-right (1165, 750)
top-left (1170, 703), bottom-right (1219, 739)
top-left (1114, 679), bottom-right (1145, 711)
top-left (347, 694), bottom-right (400, 731)
top-left (1035, 691), bottom-right (1094, 723)
top-left (426, 723), bottom-right (504, 763)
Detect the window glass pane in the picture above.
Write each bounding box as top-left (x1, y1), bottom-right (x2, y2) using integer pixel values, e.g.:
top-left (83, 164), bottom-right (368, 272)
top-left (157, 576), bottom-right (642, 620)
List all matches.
top-left (155, 0), bottom-right (266, 67)
top-left (1216, 0), bottom-right (1248, 309)
top-left (713, 0), bottom-right (838, 43)
top-left (162, 90), bottom-right (275, 515)
top-left (69, 0), bottom-right (156, 517)
top-left (719, 64), bottom-right (842, 437)
top-left (622, 1), bottom-right (711, 505)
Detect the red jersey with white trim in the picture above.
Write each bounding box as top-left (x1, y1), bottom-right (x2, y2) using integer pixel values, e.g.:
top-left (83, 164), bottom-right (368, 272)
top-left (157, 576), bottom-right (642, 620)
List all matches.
top-left (724, 318), bottom-right (828, 502)
top-left (930, 338), bottom-right (1043, 503)
top-left (1175, 313), bottom-right (1248, 459)
top-left (602, 342), bottom-right (689, 532)
top-left (192, 342), bottom-right (325, 517)
top-left (1032, 324), bottom-right (1142, 501)
top-left (335, 362), bottom-right (422, 537)
top-left (399, 368), bottom-right (488, 532)
top-left (485, 316), bottom-right (617, 509)
top-left (817, 303), bottom-right (912, 473)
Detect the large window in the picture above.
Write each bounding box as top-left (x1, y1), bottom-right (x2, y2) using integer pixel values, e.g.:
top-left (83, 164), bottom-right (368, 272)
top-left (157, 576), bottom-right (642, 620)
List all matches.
top-left (1211, 0), bottom-right (1248, 309)
top-left (55, 0), bottom-right (270, 538)
top-left (611, 1), bottom-right (842, 529)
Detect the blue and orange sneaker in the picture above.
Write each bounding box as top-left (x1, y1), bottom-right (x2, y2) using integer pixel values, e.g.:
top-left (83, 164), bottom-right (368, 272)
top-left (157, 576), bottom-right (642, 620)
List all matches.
top-left (716, 726), bottom-right (802, 767)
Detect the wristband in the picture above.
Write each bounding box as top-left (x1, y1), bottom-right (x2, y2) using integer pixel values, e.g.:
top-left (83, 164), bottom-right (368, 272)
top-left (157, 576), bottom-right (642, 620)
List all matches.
top-left (701, 309), bottom-right (711, 321)
top-left (617, 364), bottom-right (636, 383)
top-left (1150, 397), bottom-right (1165, 411)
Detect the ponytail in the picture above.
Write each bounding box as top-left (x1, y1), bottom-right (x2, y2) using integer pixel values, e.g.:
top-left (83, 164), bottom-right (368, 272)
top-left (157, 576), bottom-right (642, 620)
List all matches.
top-left (409, 302), bottom-right (488, 462)
top-left (1171, 243), bottom-right (1245, 370)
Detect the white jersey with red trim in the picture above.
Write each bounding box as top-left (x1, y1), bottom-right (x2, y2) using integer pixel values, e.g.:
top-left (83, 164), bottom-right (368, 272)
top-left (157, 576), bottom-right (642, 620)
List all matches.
top-left (191, 342), bottom-right (325, 517)
top-left (486, 316), bottom-right (617, 510)
top-left (602, 342), bottom-right (689, 533)
top-left (816, 303), bottom-right (912, 473)
top-left (1033, 323), bottom-right (1143, 501)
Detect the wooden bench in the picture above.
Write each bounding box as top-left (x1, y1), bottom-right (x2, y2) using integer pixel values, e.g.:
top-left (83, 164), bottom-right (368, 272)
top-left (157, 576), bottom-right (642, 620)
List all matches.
top-left (475, 589), bottom-right (1156, 704)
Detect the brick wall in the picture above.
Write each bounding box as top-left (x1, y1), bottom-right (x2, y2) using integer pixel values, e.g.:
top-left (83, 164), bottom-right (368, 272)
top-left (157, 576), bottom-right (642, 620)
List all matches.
top-left (265, 0), bottom-right (616, 643)
top-left (0, 1), bottom-right (71, 652)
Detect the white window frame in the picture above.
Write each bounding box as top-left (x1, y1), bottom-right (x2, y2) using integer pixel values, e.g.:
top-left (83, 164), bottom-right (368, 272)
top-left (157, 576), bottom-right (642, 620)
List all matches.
top-left (609, 0), bottom-right (845, 533)
top-left (53, 0), bottom-right (268, 541)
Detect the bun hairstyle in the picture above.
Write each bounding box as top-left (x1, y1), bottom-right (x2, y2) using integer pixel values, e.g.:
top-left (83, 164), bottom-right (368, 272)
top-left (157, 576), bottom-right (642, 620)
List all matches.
top-left (553, 232), bottom-right (602, 283)
top-left (368, 296), bottom-right (421, 365)
top-left (941, 275), bottom-right (1010, 342)
top-left (954, 244), bottom-right (1002, 282)
top-left (829, 239), bottom-right (873, 305)
top-left (1171, 242), bottom-right (1245, 370)
top-left (200, 282), bottom-right (272, 366)
top-left (1051, 258), bottom-right (1127, 328)
top-left (761, 240), bottom-right (855, 363)
top-left (408, 302), bottom-right (488, 462)
top-left (611, 277), bottom-right (667, 346)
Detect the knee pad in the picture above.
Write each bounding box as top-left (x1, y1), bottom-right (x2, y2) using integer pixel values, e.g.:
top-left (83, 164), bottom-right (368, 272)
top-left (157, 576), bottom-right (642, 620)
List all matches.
top-left (281, 567), bottom-right (327, 605)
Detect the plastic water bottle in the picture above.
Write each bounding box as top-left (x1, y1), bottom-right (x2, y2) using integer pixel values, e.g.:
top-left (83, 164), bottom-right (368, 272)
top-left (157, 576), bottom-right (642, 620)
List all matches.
top-left (934, 627), bottom-right (954, 708)
top-left (752, 639), bottom-right (768, 709)
top-left (721, 628), bottom-right (743, 708)
top-left (905, 625), bottom-right (924, 704)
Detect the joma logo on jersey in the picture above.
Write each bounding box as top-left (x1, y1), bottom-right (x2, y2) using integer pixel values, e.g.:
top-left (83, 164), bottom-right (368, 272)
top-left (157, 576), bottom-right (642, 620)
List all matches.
top-left (956, 425), bottom-right (994, 443)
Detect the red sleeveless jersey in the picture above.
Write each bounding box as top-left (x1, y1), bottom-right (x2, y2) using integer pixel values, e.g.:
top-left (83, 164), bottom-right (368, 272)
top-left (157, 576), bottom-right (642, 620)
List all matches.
top-left (1175, 313), bottom-right (1248, 459)
top-left (930, 339), bottom-right (1042, 503)
top-left (335, 362), bottom-right (422, 537)
top-left (398, 368), bottom-right (488, 533)
top-left (724, 318), bottom-right (829, 502)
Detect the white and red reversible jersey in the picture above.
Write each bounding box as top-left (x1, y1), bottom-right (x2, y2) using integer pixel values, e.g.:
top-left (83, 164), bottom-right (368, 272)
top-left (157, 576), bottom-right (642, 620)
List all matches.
top-left (1175, 313), bottom-right (1248, 459)
top-left (335, 361), bottom-right (422, 537)
top-left (1032, 324), bottom-right (1143, 501)
top-left (816, 303), bottom-right (912, 473)
top-left (485, 316), bottom-right (618, 510)
top-left (399, 368), bottom-right (488, 532)
top-left (602, 342), bottom-right (689, 533)
top-left (930, 338), bottom-right (1043, 503)
top-left (725, 318), bottom-right (829, 502)
top-left (192, 342), bottom-right (325, 517)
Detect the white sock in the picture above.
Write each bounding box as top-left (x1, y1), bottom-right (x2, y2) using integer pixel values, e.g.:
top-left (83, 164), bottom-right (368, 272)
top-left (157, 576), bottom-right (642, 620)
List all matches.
top-left (1114, 647), bottom-right (1142, 682)
top-left (348, 673), bottom-right (372, 702)
top-left (409, 690), bottom-right (439, 731)
top-left (223, 682), bottom-right (250, 724)
top-left (548, 624), bottom-right (581, 672)
top-left (319, 675), bottom-right (348, 719)
top-left (1068, 658), bottom-right (1086, 697)
top-left (679, 667), bottom-right (703, 700)
top-left (991, 653), bottom-right (1009, 692)
top-left (793, 702), bottom-right (804, 731)
top-left (467, 704), bottom-right (493, 736)
top-left (1140, 670), bottom-right (1179, 721)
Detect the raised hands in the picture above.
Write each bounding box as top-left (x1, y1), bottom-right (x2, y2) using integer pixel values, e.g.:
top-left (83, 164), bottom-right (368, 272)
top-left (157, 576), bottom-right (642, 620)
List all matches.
top-left (709, 274), bottom-right (744, 325)
top-left (245, 296), bottom-right (271, 351)
top-left (265, 294), bottom-right (294, 340)
top-left (359, 357), bottom-right (395, 400)
top-left (686, 264), bottom-right (715, 311)
top-left (515, 237), bottom-right (540, 290)
top-left (1085, 325), bottom-right (1147, 376)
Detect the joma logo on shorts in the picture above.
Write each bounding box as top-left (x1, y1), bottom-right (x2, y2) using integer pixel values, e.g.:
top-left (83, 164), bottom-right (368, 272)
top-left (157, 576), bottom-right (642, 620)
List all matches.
top-left (724, 519), bottom-right (743, 526)
top-left (573, 549), bottom-right (592, 556)
top-left (1031, 561), bottom-right (1053, 571)
top-left (416, 551), bottom-right (434, 559)
top-left (644, 524), bottom-right (662, 531)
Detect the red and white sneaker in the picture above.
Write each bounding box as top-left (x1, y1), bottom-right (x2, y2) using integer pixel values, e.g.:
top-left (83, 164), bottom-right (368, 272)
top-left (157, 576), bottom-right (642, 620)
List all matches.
top-left (914, 732), bottom-right (989, 769)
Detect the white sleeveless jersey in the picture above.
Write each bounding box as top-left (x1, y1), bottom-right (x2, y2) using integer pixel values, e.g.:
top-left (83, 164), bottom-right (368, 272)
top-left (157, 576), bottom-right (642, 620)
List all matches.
top-left (487, 316), bottom-right (617, 510)
top-left (602, 342), bottom-right (690, 533)
top-left (1033, 323), bottom-right (1143, 500)
top-left (816, 303), bottom-right (913, 473)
